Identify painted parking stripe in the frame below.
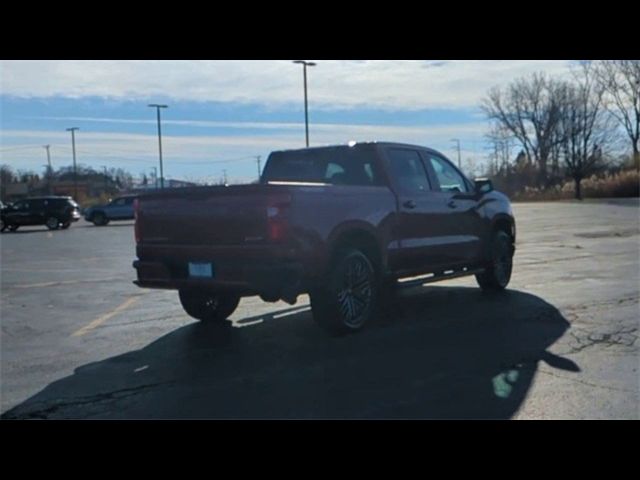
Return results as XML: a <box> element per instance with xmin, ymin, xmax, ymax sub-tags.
<box><xmin>71</xmin><ymin>296</ymin><xmax>141</xmax><ymax>337</ymax></box>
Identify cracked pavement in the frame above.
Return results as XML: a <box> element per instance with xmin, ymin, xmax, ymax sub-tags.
<box><xmin>1</xmin><ymin>199</ymin><xmax>638</xmax><ymax>419</ymax></box>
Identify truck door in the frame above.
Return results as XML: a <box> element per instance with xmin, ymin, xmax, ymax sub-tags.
<box><xmin>423</xmin><ymin>152</ymin><xmax>484</xmax><ymax>265</ymax></box>
<box><xmin>384</xmin><ymin>147</ymin><xmax>457</xmax><ymax>275</ymax></box>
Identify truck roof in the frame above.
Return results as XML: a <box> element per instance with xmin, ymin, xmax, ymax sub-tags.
<box><xmin>270</xmin><ymin>141</ymin><xmax>445</xmax><ymax>157</ymax></box>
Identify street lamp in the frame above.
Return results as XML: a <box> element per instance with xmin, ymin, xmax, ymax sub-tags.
<box><xmin>148</xmin><ymin>104</ymin><xmax>168</xmax><ymax>189</ymax></box>
<box><xmin>293</xmin><ymin>60</ymin><xmax>316</xmax><ymax>147</ymax></box>
<box><xmin>66</xmin><ymin>128</ymin><xmax>79</xmax><ymax>199</ymax></box>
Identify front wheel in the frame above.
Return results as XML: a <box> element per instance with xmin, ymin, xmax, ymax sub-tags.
<box><xmin>476</xmin><ymin>230</ymin><xmax>514</xmax><ymax>291</ymax></box>
<box><xmin>178</xmin><ymin>289</ymin><xmax>240</xmax><ymax>322</ymax></box>
<box><xmin>61</xmin><ymin>222</ymin><xmax>71</xmax><ymax>229</ymax></box>
<box><xmin>310</xmin><ymin>248</ymin><xmax>378</xmax><ymax>335</ymax></box>
<box><xmin>45</xmin><ymin>217</ymin><xmax>60</xmax><ymax>230</ymax></box>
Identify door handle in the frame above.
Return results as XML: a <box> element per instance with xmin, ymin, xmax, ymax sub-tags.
<box><xmin>447</xmin><ymin>200</ymin><xmax>457</xmax><ymax>209</ymax></box>
<box><xmin>403</xmin><ymin>200</ymin><xmax>417</xmax><ymax>209</ymax></box>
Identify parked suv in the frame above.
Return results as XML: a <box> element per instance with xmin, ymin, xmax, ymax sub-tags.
<box><xmin>84</xmin><ymin>195</ymin><xmax>137</xmax><ymax>226</ymax></box>
<box><xmin>1</xmin><ymin>196</ymin><xmax>81</xmax><ymax>232</ymax></box>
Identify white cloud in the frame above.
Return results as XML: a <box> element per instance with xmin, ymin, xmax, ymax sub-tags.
<box><xmin>1</xmin><ymin>60</ymin><xmax>575</xmax><ymax>110</ymax></box>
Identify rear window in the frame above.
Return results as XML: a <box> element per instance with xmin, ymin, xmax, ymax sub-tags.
<box><xmin>262</xmin><ymin>147</ymin><xmax>382</xmax><ymax>186</ymax></box>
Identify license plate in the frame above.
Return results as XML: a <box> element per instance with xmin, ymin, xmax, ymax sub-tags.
<box><xmin>188</xmin><ymin>262</ymin><xmax>214</xmax><ymax>278</ymax></box>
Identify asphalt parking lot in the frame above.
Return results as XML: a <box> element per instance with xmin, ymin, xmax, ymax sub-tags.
<box><xmin>1</xmin><ymin>199</ymin><xmax>638</xmax><ymax>419</ymax></box>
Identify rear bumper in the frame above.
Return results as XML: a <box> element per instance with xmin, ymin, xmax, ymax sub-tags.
<box><xmin>132</xmin><ymin>257</ymin><xmax>306</xmax><ymax>299</ymax></box>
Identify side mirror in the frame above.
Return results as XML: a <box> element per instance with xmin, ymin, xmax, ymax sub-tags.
<box><xmin>474</xmin><ymin>178</ymin><xmax>493</xmax><ymax>194</ymax></box>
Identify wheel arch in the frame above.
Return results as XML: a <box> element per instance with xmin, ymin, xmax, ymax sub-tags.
<box><xmin>491</xmin><ymin>214</ymin><xmax>516</xmax><ymax>244</ymax></box>
<box><xmin>327</xmin><ymin>223</ymin><xmax>385</xmax><ymax>277</ymax></box>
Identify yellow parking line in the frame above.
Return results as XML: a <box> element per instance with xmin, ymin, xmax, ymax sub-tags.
<box><xmin>71</xmin><ymin>296</ymin><xmax>140</xmax><ymax>337</ymax></box>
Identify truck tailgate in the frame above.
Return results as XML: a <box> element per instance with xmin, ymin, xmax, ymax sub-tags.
<box><xmin>137</xmin><ymin>185</ymin><xmax>289</xmax><ymax>246</ymax></box>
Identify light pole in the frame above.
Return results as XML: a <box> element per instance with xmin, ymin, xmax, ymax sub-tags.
<box><xmin>451</xmin><ymin>138</ymin><xmax>461</xmax><ymax>169</ymax></box>
<box><xmin>43</xmin><ymin>145</ymin><xmax>52</xmax><ymax>194</ymax></box>
<box><xmin>148</xmin><ymin>104</ymin><xmax>168</xmax><ymax>189</ymax></box>
<box><xmin>293</xmin><ymin>60</ymin><xmax>316</xmax><ymax>147</ymax></box>
<box><xmin>255</xmin><ymin>155</ymin><xmax>261</xmax><ymax>181</ymax></box>
<box><xmin>66</xmin><ymin>128</ymin><xmax>79</xmax><ymax>199</ymax></box>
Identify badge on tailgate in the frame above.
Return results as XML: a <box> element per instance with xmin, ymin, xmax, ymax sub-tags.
<box><xmin>188</xmin><ymin>262</ymin><xmax>214</xmax><ymax>278</ymax></box>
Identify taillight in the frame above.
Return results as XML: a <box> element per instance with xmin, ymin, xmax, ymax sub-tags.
<box><xmin>133</xmin><ymin>198</ymin><xmax>141</xmax><ymax>244</ymax></box>
<box><xmin>266</xmin><ymin>195</ymin><xmax>291</xmax><ymax>242</ymax></box>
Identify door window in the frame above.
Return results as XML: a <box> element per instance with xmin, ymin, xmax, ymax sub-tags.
<box><xmin>387</xmin><ymin>149</ymin><xmax>431</xmax><ymax>194</ymax></box>
<box><xmin>428</xmin><ymin>155</ymin><xmax>469</xmax><ymax>193</ymax></box>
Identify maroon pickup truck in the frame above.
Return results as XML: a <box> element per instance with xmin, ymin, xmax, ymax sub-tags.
<box><xmin>133</xmin><ymin>142</ymin><xmax>515</xmax><ymax>335</ymax></box>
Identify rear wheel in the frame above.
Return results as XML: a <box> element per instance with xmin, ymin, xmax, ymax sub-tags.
<box><xmin>45</xmin><ymin>216</ymin><xmax>60</xmax><ymax>230</ymax></box>
<box><xmin>310</xmin><ymin>248</ymin><xmax>378</xmax><ymax>335</ymax></box>
<box><xmin>178</xmin><ymin>289</ymin><xmax>240</xmax><ymax>322</ymax></box>
<box><xmin>92</xmin><ymin>212</ymin><xmax>109</xmax><ymax>226</ymax></box>
<box><xmin>61</xmin><ymin>222</ymin><xmax>71</xmax><ymax>229</ymax></box>
<box><xmin>476</xmin><ymin>230</ymin><xmax>513</xmax><ymax>291</ymax></box>
<box><xmin>8</xmin><ymin>224</ymin><xmax>19</xmax><ymax>232</ymax></box>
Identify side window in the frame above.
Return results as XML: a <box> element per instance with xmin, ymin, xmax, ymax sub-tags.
<box><xmin>324</xmin><ymin>162</ymin><xmax>346</xmax><ymax>184</ymax></box>
<box><xmin>124</xmin><ymin>197</ymin><xmax>135</xmax><ymax>205</ymax></box>
<box><xmin>112</xmin><ymin>198</ymin><xmax>126</xmax><ymax>206</ymax></box>
<box><xmin>387</xmin><ymin>149</ymin><xmax>431</xmax><ymax>194</ymax></box>
<box><xmin>15</xmin><ymin>201</ymin><xmax>28</xmax><ymax>210</ymax></box>
<box><xmin>428</xmin><ymin>155</ymin><xmax>469</xmax><ymax>193</ymax></box>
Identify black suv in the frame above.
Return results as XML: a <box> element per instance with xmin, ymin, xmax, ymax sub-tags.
<box><xmin>1</xmin><ymin>196</ymin><xmax>81</xmax><ymax>232</ymax></box>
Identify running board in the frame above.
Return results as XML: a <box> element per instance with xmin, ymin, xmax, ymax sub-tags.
<box><xmin>395</xmin><ymin>267</ymin><xmax>485</xmax><ymax>289</ymax></box>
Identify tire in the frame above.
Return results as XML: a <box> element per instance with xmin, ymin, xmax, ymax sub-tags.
<box><xmin>8</xmin><ymin>224</ymin><xmax>19</xmax><ymax>232</ymax></box>
<box><xmin>178</xmin><ymin>289</ymin><xmax>240</xmax><ymax>322</ymax></box>
<box><xmin>0</xmin><ymin>218</ymin><xmax>5</xmax><ymax>232</ymax></box>
<box><xmin>45</xmin><ymin>216</ymin><xmax>60</xmax><ymax>230</ymax></box>
<box><xmin>61</xmin><ymin>222</ymin><xmax>71</xmax><ymax>229</ymax></box>
<box><xmin>476</xmin><ymin>230</ymin><xmax>514</xmax><ymax>291</ymax></box>
<box><xmin>310</xmin><ymin>248</ymin><xmax>378</xmax><ymax>335</ymax></box>
<box><xmin>92</xmin><ymin>212</ymin><xmax>108</xmax><ymax>226</ymax></box>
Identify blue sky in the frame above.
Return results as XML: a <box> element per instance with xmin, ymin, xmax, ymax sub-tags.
<box><xmin>0</xmin><ymin>60</ymin><xmax>574</xmax><ymax>184</ymax></box>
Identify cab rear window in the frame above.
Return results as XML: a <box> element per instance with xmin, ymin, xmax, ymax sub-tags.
<box><xmin>262</xmin><ymin>147</ymin><xmax>382</xmax><ymax>186</ymax></box>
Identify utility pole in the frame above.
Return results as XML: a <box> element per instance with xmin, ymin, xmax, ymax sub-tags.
<box><xmin>43</xmin><ymin>145</ymin><xmax>52</xmax><ymax>194</ymax></box>
<box><xmin>151</xmin><ymin>167</ymin><xmax>158</xmax><ymax>189</ymax></box>
<box><xmin>223</xmin><ymin>169</ymin><xmax>228</xmax><ymax>185</ymax></box>
<box><xmin>451</xmin><ymin>138</ymin><xmax>461</xmax><ymax>169</ymax></box>
<box><xmin>256</xmin><ymin>156</ymin><xmax>261</xmax><ymax>181</ymax></box>
<box><xmin>101</xmin><ymin>165</ymin><xmax>108</xmax><ymax>193</ymax></box>
<box><xmin>66</xmin><ymin>128</ymin><xmax>79</xmax><ymax>199</ymax></box>
<box><xmin>293</xmin><ymin>61</ymin><xmax>316</xmax><ymax>147</ymax></box>
<box><xmin>148</xmin><ymin>104</ymin><xmax>168</xmax><ymax>189</ymax></box>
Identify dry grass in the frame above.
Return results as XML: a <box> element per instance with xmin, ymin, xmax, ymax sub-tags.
<box><xmin>512</xmin><ymin>169</ymin><xmax>639</xmax><ymax>201</ymax></box>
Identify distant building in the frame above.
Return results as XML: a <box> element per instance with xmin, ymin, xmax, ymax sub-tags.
<box><xmin>1</xmin><ymin>183</ymin><xmax>29</xmax><ymax>201</ymax></box>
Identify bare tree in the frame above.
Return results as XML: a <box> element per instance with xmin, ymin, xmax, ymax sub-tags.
<box><xmin>558</xmin><ymin>64</ymin><xmax>614</xmax><ymax>199</ymax></box>
<box><xmin>594</xmin><ymin>60</ymin><xmax>640</xmax><ymax>169</ymax></box>
<box><xmin>485</xmin><ymin>123</ymin><xmax>514</xmax><ymax>175</ymax></box>
<box><xmin>481</xmin><ymin>72</ymin><xmax>565</xmax><ymax>186</ymax></box>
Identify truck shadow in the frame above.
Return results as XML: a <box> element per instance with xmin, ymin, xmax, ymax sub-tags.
<box><xmin>2</xmin><ymin>286</ymin><xmax>577</xmax><ymax>419</ymax></box>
